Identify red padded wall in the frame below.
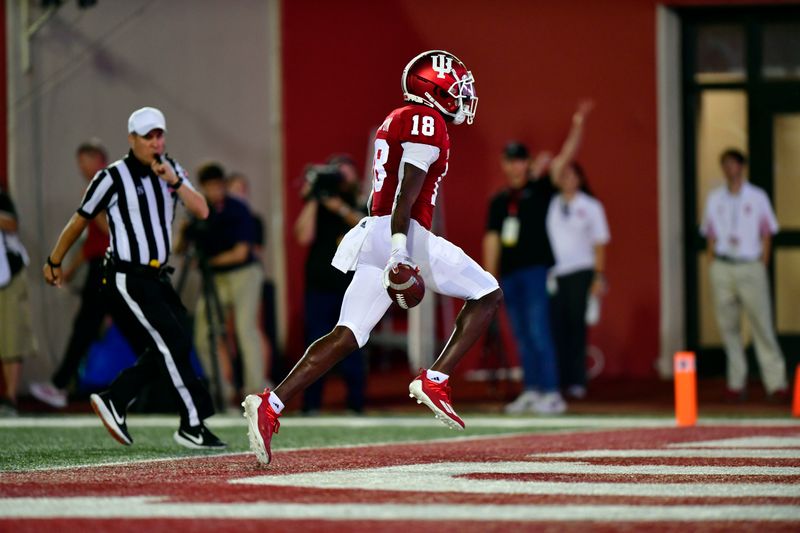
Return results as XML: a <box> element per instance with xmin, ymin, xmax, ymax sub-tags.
<box><xmin>280</xmin><ymin>0</ymin><xmax>797</xmax><ymax>379</ymax></box>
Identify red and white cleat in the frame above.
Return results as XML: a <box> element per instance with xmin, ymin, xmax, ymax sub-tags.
<box><xmin>241</xmin><ymin>389</ymin><xmax>281</xmax><ymax>465</ymax></box>
<box><xmin>408</xmin><ymin>369</ymin><xmax>465</xmax><ymax>430</ymax></box>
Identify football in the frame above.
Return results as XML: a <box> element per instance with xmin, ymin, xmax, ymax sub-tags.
<box><xmin>385</xmin><ymin>264</ymin><xmax>425</xmax><ymax>309</ymax></box>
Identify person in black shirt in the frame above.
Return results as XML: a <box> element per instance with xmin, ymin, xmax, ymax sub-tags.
<box><xmin>483</xmin><ymin>101</ymin><xmax>593</xmax><ymax>415</ymax></box>
<box><xmin>44</xmin><ymin>107</ymin><xmax>224</xmax><ymax>448</ymax></box>
<box><xmin>294</xmin><ymin>154</ymin><xmax>366</xmax><ymax>414</ymax></box>
<box><xmin>227</xmin><ymin>172</ymin><xmax>267</xmax><ymax>260</ymax></box>
<box><xmin>188</xmin><ymin>163</ymin><xmax>268</xmax><ymax>406</ymax></box>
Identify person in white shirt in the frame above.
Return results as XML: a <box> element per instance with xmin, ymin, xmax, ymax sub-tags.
<box><xmin>700</xmin><ymin>148</ymin><xmax>788</xmax><ymax>402</ymax></box>
<box><xmin>546</xmin><ymin>162</ymin><xmax>609</xmax><ymax>399</ymax></box>
<box><xmin>0</xmin><ymin>187</ymin><xmax>36</xmax><ymax>416</ymax></box>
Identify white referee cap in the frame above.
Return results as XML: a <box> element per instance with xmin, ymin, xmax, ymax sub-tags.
<box><xmin>128</xmin><ymin>107</ymin><xmax>167</xmax><ymax>135</ymax></box>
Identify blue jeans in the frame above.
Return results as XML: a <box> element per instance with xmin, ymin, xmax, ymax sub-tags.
<box><xmin>501</xmin><ymin>266</ymin><xmax>559</xmax><ymax>392</ymax></box>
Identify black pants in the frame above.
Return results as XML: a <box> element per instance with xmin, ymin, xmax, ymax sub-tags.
<box><xmin>52</xmin><ymin>259</ymin><xmax>108</xmax><ymax>389</ymax></box>
<box><xmin>104</xmin><ymin>269</ymin><xmax>213</xmax><ymax>426</ymax></box>
<box><xmin>302</xmin><ymin>289</ymin><xmax>366</xmax><ymax>413</ymax></box>
<box><xmin>551</xmin><ymin>269</ymin><xmax>594</xmax><ymax>388</ymax></box>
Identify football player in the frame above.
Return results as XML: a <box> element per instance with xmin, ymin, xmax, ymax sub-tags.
<box><xmin>243</xmin><ymin>50</ymin><xmax>503</xmax><ymax>465</ymax></box>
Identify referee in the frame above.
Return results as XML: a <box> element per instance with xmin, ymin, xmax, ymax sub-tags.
<box><xmin>43</xmin><ymin>107</ymin><xmax>225</xmax><ymax>449</ymax></box>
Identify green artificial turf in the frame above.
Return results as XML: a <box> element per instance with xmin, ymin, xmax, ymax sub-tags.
<box><xmin>2</xmin><ymin>412</ymin><xmax>792</xmax><ymax>472</ymax></box>
<box><xmin>0</xmin><ymin>416</ymin><xmax>558</xmax><ymax>472</ymax></box>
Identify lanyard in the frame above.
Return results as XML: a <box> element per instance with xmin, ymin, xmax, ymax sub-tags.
<box><xmin>507</xmin><ymin>188</ymin><xmax>523</xmax><ymax>216</ymax></box>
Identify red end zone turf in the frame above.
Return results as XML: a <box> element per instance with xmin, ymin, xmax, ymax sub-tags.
<box><xmin>1</xmin><ymin>425</ymin><xmax>799</xmax><ymax>532</ymax></box>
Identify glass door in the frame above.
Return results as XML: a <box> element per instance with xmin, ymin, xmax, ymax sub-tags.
<box><xmin>681</xmin><ymin>7</ymin><xmax>800</xmax><ymax>376</ymax></box>
<box><xmin>759</xmin><ymin>100</ymin><xmax>800</xmax><ymax>359</ymax></box>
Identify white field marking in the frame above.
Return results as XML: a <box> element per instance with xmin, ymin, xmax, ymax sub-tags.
<box><xmin>1</xmin><ymin>497</ymin><xmax>799</xmax><ymax>521</ymax></box>
<box><xmin>540</xmin><ymin>449</ymin><xmax>800</xmax><ymax>459</ymax></box>
<box><xmin>542</xmin><ymin>435</ymin><xmax>800</xmax><ymax>460</ymax></box>
<box><xmin>1</xmin><ymin>414</ymin><xmax>798</xmax><ymax>429</ymax></box>
<box><xmin>241</xmin><ymin>460</ymin><xmax>800</xmax><ymax>477</ymax></box>
<box><xmin>667</xmin><ymin>436</ymin><xmax>800</xmax><ymax>448</ymax></box>
<box><xmin>232</xmin><ymin>462</ymin><xmax>800</xmax><ymax>498</ymax></box>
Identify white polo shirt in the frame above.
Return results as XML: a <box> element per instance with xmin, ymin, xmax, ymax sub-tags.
<box><xmin>700</xmin><ymin>181</ymin><xmax>778</xmax><ymax>261</ymax></box>
<box><xmin>546</xmin><ymin>191</ymin><xmax>610</xmax><ymax>276</ymax></box>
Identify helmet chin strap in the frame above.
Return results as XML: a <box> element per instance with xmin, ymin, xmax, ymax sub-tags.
<box><xmin>404</xmin><ymin>92</ymin><xmax>433</xmax><ymax>108</ymax></box>
<box><xmin>423</xmin><ymin>91</ymin><xmax>463</xmax><ymax>123</ymax></box>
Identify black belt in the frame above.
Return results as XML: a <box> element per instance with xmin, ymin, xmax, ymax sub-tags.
<box><xmin>714</xmin><ymin>255</ymin><xmax>757</xmax><ymax>264</ymax></box>
<box><xmin>104</xmin><ymin>256</ymin><xmax>174</xmax><ymax>278</ymax></box>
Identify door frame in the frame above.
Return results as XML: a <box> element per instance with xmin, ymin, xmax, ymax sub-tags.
<box><xmin>679</xmin><ymin>5</ymin><xmax>800</xmax><ymax>375</ymax></box>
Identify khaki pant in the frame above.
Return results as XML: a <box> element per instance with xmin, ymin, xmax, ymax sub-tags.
<box><xmin>709</xmin><ymin>259</ymin><xmax>787</xmax><ymax>393</ymax></box>
<box><xmin>0</xmin><ymin>271</ymin><xmax>36</xmax><ymax>361</ymax></box>
<box><xmin>194</xmin><ymin>263</ymin><xmax>266</xmax><ymax>399</ymax></box>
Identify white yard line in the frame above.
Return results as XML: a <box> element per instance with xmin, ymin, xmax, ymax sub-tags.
<box><xmin>544</xmin><ymin>449</ymin><xmax>800</xmax><ymax>459</ymax></box>
<box><xmin>667</xmin><ymin>436</ymin><xmax>800</xmax><ymax>448</ymax></box>
<box><xmin>1</xmin><ymin>497</ymin><xmax>799</xmax><ymax>521</ymax></box>
<box><xmin>235</xmin><ymin>461</ymin><xmax>800</xmax><ymax>497</ymax></box>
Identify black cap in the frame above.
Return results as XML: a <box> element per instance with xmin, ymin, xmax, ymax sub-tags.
<box><xmin>197</xmin><ymin>162</ymin><xmax>226</xmax><ymax>184</ymax></box>
<box><xmin>502</xmin><ymin>142</ymin><xmax>530</xmax><ymax>160</ymax></box>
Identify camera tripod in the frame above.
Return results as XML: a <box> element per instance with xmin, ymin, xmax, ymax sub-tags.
<box><xmin>176</xmin><ymin>247</ymin><xmax>228</xmax><ymax>412</ymax></box>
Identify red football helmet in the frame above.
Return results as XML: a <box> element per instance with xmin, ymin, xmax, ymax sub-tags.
<box><xmin>401</xmin><ymin>50</ymin><xmax>477</xmax><ymax>125</ymax></box>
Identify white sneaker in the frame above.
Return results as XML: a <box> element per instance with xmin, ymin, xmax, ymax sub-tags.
<box><xmin>504</xmin><ymin>390</ymin><xmax>541</xmax><ymax>414</ymax></box>
<box><xmin>533</xmin><ymin>392</ymin><xmax>567</xmax><ymax>415</ymax></box>
<box><xmin>565</xmin><ymin>385</ymin><xmax>587</xmax><ymax>400</ymax></box>
<box><xmin>30</xmin><ymin>382</ymin><xmax>67</xmax><ymax>409</ymax></box>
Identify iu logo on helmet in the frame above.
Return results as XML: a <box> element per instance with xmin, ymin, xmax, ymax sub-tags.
<box><xmin>431</xmin><ymin>54</ymin><xmax>453</xmax><ymax>79</ymax></box>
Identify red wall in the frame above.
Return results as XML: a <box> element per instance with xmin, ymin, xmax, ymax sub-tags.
<box><xmin>280</xmin><ymin>0</ymin><xmax>795</xmax><ymax>379</ymax></box>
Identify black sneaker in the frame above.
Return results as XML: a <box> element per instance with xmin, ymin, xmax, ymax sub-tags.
<box><xmin>174</xmin><ymin>424</ymin><xmax>227</xmax><ymax>449</ymax></box>
<box><xmin>0</xmin><ymin>398</ymin><xmax>18</xmax><ymax>418</ymax></box>
<box><xmin>90</xmin><ymin>392</ymin><xmax>132</xmax><ymax>445</ymax></box>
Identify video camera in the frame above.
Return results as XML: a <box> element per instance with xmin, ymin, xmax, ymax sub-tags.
<box><xmin>304</xmin><ymin>164</ymin><xmax>344</xmax><ymax>200</ymax></box>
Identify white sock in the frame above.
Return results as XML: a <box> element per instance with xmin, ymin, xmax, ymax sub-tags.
<box><xmin>426</xmin><ymin>369</ymin><xmax>449</xmax><ymax>383</ymax></box>
<box><xmin>268</xmin><ymin>392</ymin><xmax>284</xmax><ymax>414</ymax></box>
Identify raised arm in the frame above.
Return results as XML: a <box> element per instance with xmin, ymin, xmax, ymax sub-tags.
<box><xmin>550</xmin><ymin>100</ymin><xmax>594</xmax><ymax>185</ymax></box>
<box><xmin>153</xmin><ymin>159</ymin><xmax>209</xmax><ymax>220</ymax></box>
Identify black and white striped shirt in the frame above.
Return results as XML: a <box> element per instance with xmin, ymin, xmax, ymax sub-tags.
<box><xmin>78</xmin><ymin>151</ymin><xmax>195</xmax><ymax>267</ymax></box>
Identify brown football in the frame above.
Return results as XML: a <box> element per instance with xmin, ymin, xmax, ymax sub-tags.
<box><xmin>386</xmin><ymin>264</ymin><xmax>425</xmax><ymax>309</ymax></box>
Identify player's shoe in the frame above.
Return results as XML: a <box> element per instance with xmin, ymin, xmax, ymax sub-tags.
<box><xmin>90</xmin><ymin>392</ymin><xmax>132</xmax><ymax>445</ymax></box>
<box><xmin>408</xmin><ymin>369</ymin><xmax>465</xmax><ymax>430</ymax></box>
<box><xmin>174</xmin><ymin>424</ymin><xmax>227</xmax><ymax>449</ymax></box>
<box><xmin>242</xmin><ymin>389</ymin><xmax>281</xmax><ymax>465</ymax></box>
